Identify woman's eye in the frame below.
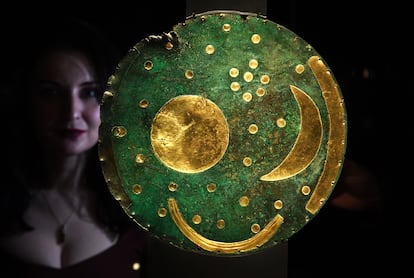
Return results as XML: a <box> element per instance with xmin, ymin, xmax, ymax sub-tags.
<box><xmin>85</xmin><ymin>89</ymin><xmax>97</xmax><ymax>97</ymax></box>
<box><xmin>83</xmin><ymin>88</ymin><xmax>102</xmax><ymax>100</ymax></box>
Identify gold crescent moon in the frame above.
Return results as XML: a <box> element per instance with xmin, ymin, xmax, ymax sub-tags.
<box><xmin>260</xmin><ymin>85</ymin><xmax>323</xmax><ymax>181</ymax></box>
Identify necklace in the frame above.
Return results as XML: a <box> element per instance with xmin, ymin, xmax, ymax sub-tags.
<box><xmin>40</xmin><ymin>192</ymin><xmax>76</xmax><ymax>245</ymax></box>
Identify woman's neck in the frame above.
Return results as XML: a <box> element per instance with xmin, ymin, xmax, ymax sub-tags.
<box><xmin>37</xmin><ymin>152</ymin><xmax>88</xmax><ymax>192</ymax></box>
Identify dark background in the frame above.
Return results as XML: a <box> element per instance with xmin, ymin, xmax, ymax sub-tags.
<box><xmin>1</xmin><ymin>0</ymin><xmax>407</xmax><ymax>276</ymax></box>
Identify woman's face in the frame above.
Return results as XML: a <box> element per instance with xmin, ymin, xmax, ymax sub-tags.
<box><xmin>29</xmin><ymin>49</ymin><xmax>102</xmax><ymax>156</ymax></box>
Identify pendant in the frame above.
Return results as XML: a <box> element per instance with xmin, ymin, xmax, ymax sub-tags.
<box><xmin>56</xmin><ymin>224</ymin><xmax>66</xmax><ymax>245</ymax></box>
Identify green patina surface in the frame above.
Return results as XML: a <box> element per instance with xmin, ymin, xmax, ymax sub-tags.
<box><xmin>99</xmin><ymin>11</ymin><xmax>346</xmax><ymax>256</ymax></box>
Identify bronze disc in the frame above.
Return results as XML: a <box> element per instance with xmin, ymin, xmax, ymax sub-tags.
<box><xmin>98</xmin><ymin>10</ymin><xmax>347</xmax><ymax>256</ymax></box>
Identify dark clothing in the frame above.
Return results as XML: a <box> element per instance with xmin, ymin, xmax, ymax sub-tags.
<box><xmin>0</xmin><ymin>224</ymin><xmax>149</xmax><ymax>278</ymax></box>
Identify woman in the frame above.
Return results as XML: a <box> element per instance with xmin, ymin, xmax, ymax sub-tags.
<box><xmin>0</xmin><ymin>16</ymin><xmax>149</xmax><ymax>277</ymax></box>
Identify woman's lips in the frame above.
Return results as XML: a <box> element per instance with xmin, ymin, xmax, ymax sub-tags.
<box><xmin>59</xmin><ymin>128</ymin><xmax>87</xmax><ymax>139</ymax></box>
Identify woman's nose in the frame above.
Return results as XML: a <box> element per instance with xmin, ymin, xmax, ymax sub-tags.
<box><xmin>67</xmin><ymin>92</ymin><xmax>83</xmax><ymax>120</ymax></box>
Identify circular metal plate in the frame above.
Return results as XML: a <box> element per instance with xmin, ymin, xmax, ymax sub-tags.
<box><xmin>99</xmin><ymin>10</ymin><xmax>347</xmax><ymax>256</ymax></box>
